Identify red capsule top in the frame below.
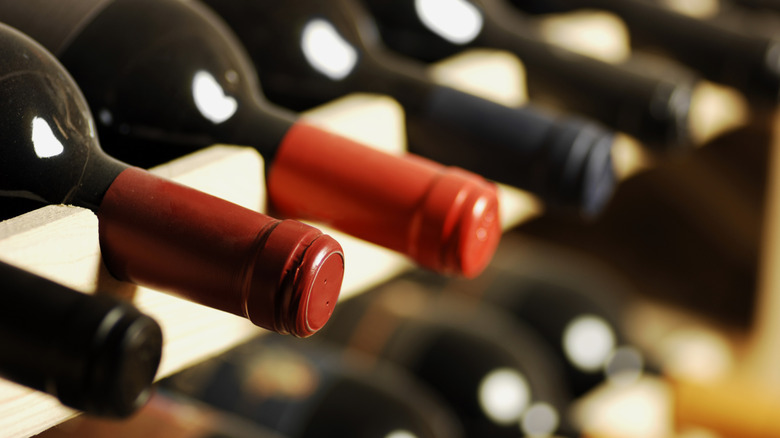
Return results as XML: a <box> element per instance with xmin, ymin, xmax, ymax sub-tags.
<box><xmin>243</xmin><ymin>218</ymin><xmax>344</xmax><ymax>336</ymax></box>
<box><xmin>267</xmin><ymin>121</ymin><xmax>501</xmax><ymax>278</ymax></box>
<box><xmin>97</xmin><ymin>167</ymin><xmax>344</xmax><ymax>337</ymax></box>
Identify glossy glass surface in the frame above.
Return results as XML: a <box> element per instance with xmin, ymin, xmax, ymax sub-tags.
<box><xmin>201</xmin><ymin>0</ymin><xmax>433</xmax><ymax>112</ymax></box>
<box><xmin>397</xmin><ymin>312</ymin><xmax>577</xmax><ymax>437</ymax></box>
<box><xmin>401</xmin><ymin>322</ymin><xmax>567</xmax><ymax>437</ymax></box>
<box><xmin>358</xmin><ymin>0</ymin><xmax>466</xmax><ymax>62</ymax></box>
<box><xmin>481</xmin><ymin>269</ymin><xmax>639</xmax><ymax>398</ymax></box>
<box><xmin>0</xmin><ymin>23</ymin><xmax>124</xmax><ymax>209</ymax></box>
<box><xmin>67</xmin><ymin>0</ymin><xmax>294</xmax><ymax>160</ymax></box>
<box><xmin>0</xmin><ymin>0</ymin><xmax>294</xmax><ymax>165</ymax></box>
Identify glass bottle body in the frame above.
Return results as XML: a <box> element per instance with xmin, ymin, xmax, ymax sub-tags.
<box><xmin>0</xmin><ymin>23</ymin><xmax>124</xmax><ymax>210</ymax></box>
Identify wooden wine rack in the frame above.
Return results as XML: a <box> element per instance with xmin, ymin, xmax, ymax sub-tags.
<box><xmin>1</xmin><ymin>38</ymin><xmax>778</xmax><ymax>437</ymax></box>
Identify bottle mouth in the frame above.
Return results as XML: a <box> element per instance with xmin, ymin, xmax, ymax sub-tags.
<box><xmin>651</xmin><ymin>81</ymin><xmax>694</xmax><ymax>150</ymax></box>
<box><xmin>245</xmin><ymin>219</ymin><xmax>345</xmax><ymax>337</ymax></box>
<box><xmin>66</xmin><ymin>304</ymin><xmax>163</xmax><ymax>418</ymax></box>
<box><xmin>764</xmin><ymin>39</ymin><xmax>780</xmax><ymax>103</ymax></box>
<box><xmin>291</xmin><ymin>235</ymin><xmax>345</xmax><ymax>336</ymax></box>
<box><xmin>580</xmin><ymin>131</ymin><xmax>617</xmax><ymax>219</ymax></box>
<box><xmin>98</xmin><ymin>311</ymin><xmax>163</xmax><ymax>417</ymax></box>
<box><xmin>546</xmin><ymin>119</ymin><xmax>617</xmax><ymax>218</ymax></box>
<box><xmin>411</xmin><ymin>168</ymin><xmax>502</xmax><ymax>278</ymax></box>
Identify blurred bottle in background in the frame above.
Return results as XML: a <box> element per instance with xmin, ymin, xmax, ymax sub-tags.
<box><xmin>316</xmin><ymin>274</ymin><xmax>579</xmax><ymax>437</ymax></box>
<box><xmin>354</xmin><ymin>0</ymin><xmax>706</xmax><ymax>151</ymax></box>
<box><xmin>161</xmin><ymin>334</ymin><xmax>465</xmax><ymax>438</ymax></box>
<box><xmin>505</xmin><ymin>0</ymin><xmax>780</xmax><ymax>108</ymax></box>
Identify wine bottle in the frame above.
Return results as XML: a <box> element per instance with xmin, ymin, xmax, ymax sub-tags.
<box><xmin>505</xmin><ymin>0</ymin><xmax>780</xmax><ymax>105</ymax></box>
<box><xmin>0</xmin><ymin>22</ymin><xmax>344</xmax><ymax>337</ymax></box>
<box><xmin>190</xmin><ymin>0</ymin><xmax>618</xmax><ymax>218</ymax></box>
<box><xmin>316</xmin><ymin>275</ymin><xmax>578</xmax><ymax>437</ymax></box>
<box><xmin>38</xmin><ymin>390</ymin><xmax>288</xmax><ymax>438</ymax></box>
<box><xmin>161</xmin><ymin>334</ymin><xmax>466</xmax><ymax>438</ymax></box>
<box><xmin>0</xmin><ymin>259</ymin><xmax>162</xmax><ymax>418</ymax></box>
<box><xmin>350</xmin><ymin>0</ymin><xmax>699</xmax><ymax>151</ymax></box>
<box><xmin>0</xmin><ymin>0</ymin><xmax>503</xmax><ymax>277</ymax></box>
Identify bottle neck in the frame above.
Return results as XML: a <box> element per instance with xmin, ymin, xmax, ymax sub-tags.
<box><xmin>403</xmin><ymin>83</ymin><xmax>617</xmax><ymax>216</ymax></box>
<box><xmin>473</xmin><ymin>4</ymin><xmax>565</xmax><ymax>70</ymax></box>
<box><xmin>359</xmin><ymin>47</ymin><xmax>437</xmax><ymax>113</ymax></box>
<box><xmin>97</xmin><ymin>167</ymin><xmax>344</xmax><ymax>337</ymax></box>
<box><xmin>94</xmin><ymin>96</ymin><xmax>298</xmax><ymax>173</ymax></box>
<box><xmin>216</xmin><ymin>97</ymin><xmax>298</xmax><ymax>164</ymax></box>
<box><xmin>70</xmin><ymin>150</ymin><xmax>128</xmax><ymax>211</ymax></box>
<box><xmin>478</xmin><ymin>3</ymin><xmax>696</xmax><ymax>150</ymax></box>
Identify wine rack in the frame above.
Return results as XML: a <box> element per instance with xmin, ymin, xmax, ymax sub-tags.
<box><xmin>0</xmin><ymin>55</ymin><xmax>539</xmax><ymax>436</ymax></box>
<box><xmin>2</xmin><ymin>10</ymin><xmax>780</xmax><ymax>438</ymax></box>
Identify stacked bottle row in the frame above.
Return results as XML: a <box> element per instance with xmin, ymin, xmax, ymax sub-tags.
<box><xmin>38</xmin><ymin>233</ymin><xmax>780</xmax><ymax>438</ymax></box>
<box><xmin>0</xmin><ymin>0</ymin><xmax>777</xmax><ymax>429</ymax></box>
<box><xmin>29</xmin><ymin>235</ymin><xmax>661</xmax><ymax>438</ymax></box>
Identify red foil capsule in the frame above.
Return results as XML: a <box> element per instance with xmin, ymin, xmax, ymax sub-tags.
<box><xmin>97</xmin><ymin>167</ymin><xmax>344</xmax><ymax>337</ymax></box>
<box><xmin>268</xmin><ymin>121</ymin><xmax>501</xmax><ymax>278</ymax></box>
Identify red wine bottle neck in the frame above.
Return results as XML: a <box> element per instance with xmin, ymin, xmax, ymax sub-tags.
<box><xmin>269</xmin><ymin>121</ymin><xmax>502</xmax><ymax>277</ymax></box>
<box><xmin>97</xmin><ymin>167</ymin><xmax>344</xmax><ymax>337</ymax></box>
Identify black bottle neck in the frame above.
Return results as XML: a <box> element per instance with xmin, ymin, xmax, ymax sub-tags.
<box><xmin>0</xmin><ymin>259</ymin><xmax>162</xmax><ymax>417</ymax></box>
<box><xmin>360</xmin><ymin>48</ymin><xmax>438</xmax><ymax>112</ymax></box>
<box><xmin>216</xmin><ymin>98</ymin><xmax>298</xmax><ymax>165</ymax></box>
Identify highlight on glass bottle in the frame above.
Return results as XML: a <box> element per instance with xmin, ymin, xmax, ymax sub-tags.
<box><xmin>354</xmin><ymin>0</ymin><xmax>698</xmax><ymax>151</ymax></box>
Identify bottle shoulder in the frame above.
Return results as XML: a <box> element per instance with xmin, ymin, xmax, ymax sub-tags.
<box><xmin>0</xmin><ymin>23</ymin><xmax>123</xmax><ymax>208</ymax></box>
